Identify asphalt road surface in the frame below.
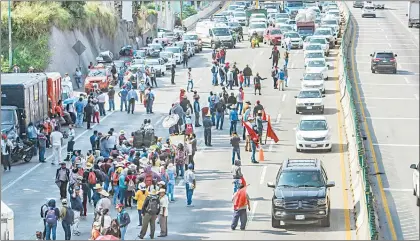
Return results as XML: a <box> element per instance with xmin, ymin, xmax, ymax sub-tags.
<box><xmin>346</xmin><ymin>1</ymin><xmax>419</xmax><ymax>240</ymax></box>
<box><xmin>2</xmin><ymin>33</ymin><xmax>355</xmax><ymax>241</ymax></box>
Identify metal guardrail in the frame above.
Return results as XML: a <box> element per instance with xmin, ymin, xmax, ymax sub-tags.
<box><xmin>338</xmin><ymin>3</ymin><xmax>379</xmax><ymax>240</ymax></box>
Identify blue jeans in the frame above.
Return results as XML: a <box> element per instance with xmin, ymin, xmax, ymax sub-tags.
<box><xmin>233</xmin><ymin>179</ymin><xmax>240</xmax><ymax>193</ymax></box>
<box><xmin>220</xmin><ymin>75</ymin><xmax>225</xmax><ymax>85</ymax></box>
<box><xmin>138</xmin><ymin>210</ymin><xmax>143</xmax><ymax>226</ymax></box>
<box><xmin>216</xmin><ymin>112</ymin><xmax>224</xmax><ymax>129</ymax></box>
<box><xmin>221</xmin><ymin>56</ymin><xmax>225</xmax><ymax>64</ymax></box>
<box><xmin>284</xmin><ymin>59</ymin><xmax>289</xmax><ymax>68</ymax></box>
<box><xmin>176</xmin><ymin>164</ymin><xmax>185</xmax><ymax>178</ymax></box>
<box><xmin>237</xmin><ymin>102</ymin><xmax>243</xmax><ymax>115</ymax></box>
<box><xmin>187</xmin><ymin>80</ymin><xmax>194</xmax><ymax>91</ymax></box>
<box><xmin>231</xmin><ymin>209</ymin><xmax>247</xmax><ymax>230</ymax></box>
<box><xmin>119</xmin><ymin>188</ymin><xmax>126</xmax><ymax>204</ymax></box>
<box><xmin>119</xmin><ymin>76</ymin><xmax>124</xmax><ymax>88</ymax></box>
<box><xmin>167</xmin><ymin>182</ymin><xmax>175</xmax><ymax>201</ymax></box>
<box><xmin>62</xmin><ymin>221</ymin><xmax>71</xmax><ymax>240</ymax></box>
<box><xmin>228</xmin><ymin>80</ymin><xmax>233</xmax><ymax>89</ymax></box>
<box><xmin>120</xmin><ymin>225</ymin><xmax>127</xmax><ymax>240</ymax></box>
<box><xmin>251</xmin><ymin>143</ymin><xmax>257</xmax><ymax>162</ymax></box>
<box><xmin>185</xmin><ymin>183</ymin><xmax>194</xmax><ymax>205</ymax></box>
<box><xmin>104</xmin><ymin>179</ymin><xmax>109</xmax><ymax>192</ymax></box>
<box><xmin>113</xmin><ymin>186</ymin><xmax>120</xmax><ymax>204</ymax></box>
<box><xmin>211</xmin><ymin>111</ymin><xmax>216</xmax><ymax>125</ymax></box>
<box><xmin>45</xmin><ymin>223</ymin><xmax>57</xmax><ymax>240</ymax></box>
<box><xmin>120</xmin><ymin>99</ymin><xmax>127</xmax><ymax>111</ymax></box>
<box><xmin>285</xmin><ymin>76</ymin><xmax>289</xmax><ymax>86</ymax></box>
<box><xmin>230</xmin><ymin>121</ymin><xmax>237</xmax><ymax>135</ymax></box>
<box><xmin>232</xmin><ymin>148</ymin><xmax>241</xmax><ymax>165</ymax></box>
<box><xmin>76</xmin><ymin>112</ymin><xmax>84</xmax><ymax>127</ymax></box>
<box><xmin>146</xmin><ymin>101</ymin><xmax>153</xmax><ymax>113</ymax></box>
<box><xmin>212</xmin><ymin>73</ymin><xmax>218</xmax><ymax>85</ymax></box>
<box><xmin>245</xmin><ymin>76</ymin><xmax>251</xmax><ymax>87</ymax></box>
<box><xmin>108</xmin><ymin>99</ymin><xmax>115</xmax><ymax>111</ymax></box>
<box><xmin>39</xmin><ymin>146</ymin><xmax>46</xmax><ymax>162</ymax></box>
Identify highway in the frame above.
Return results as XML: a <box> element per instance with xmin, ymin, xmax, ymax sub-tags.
<box><xmin>346</xmin><ymin>1</ymin><xmax>419</xmax><ymax>240</ymax></box>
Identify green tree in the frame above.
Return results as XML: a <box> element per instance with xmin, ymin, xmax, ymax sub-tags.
<box><xmin>61</xmin><ymin>1</ymin><xmax>86</xmax><ymax>18</ymax></box>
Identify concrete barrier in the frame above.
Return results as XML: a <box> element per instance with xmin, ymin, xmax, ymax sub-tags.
<box><xmin>183</xmin><ymin>1</ymin><xmax>222</xmax><ymax>29</ymax></box>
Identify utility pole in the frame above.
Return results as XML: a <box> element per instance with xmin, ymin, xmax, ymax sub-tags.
<box><xmin>8</xmin><ymin>0</ymin><xmax>12</xmax><ymax>68</ymax></box>
<box><xmin>180</xmin><ymin>0</ymin><xmax>183</xmax><ymax>26</ymax></box>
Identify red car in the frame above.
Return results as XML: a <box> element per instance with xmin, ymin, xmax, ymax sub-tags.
<box><xmin>263</xmin><ymin>28</ymin><xmax>283</xmax><ymax>45</ymax></box>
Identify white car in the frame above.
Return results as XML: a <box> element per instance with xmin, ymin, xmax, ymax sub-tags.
<box><xmin>183</xmin><ymin>33</ymin><xmax>202</xmax><ymax>52</ymax></box>
<box><xmin>274</xmin><ymin>18</ymin><xmax>289</xmax><ymax>26</ymax></box>
<box><xmin>309</xmin><ymin>37</ymin><xmax>330</xmax><ymax>56</ymax></box>
<box><xmin>304</xmin><ymin>51</ymin><xmax>326</xmax><ymax>67</ymax></box>
<box><xmin>295</xmin><ymin>89</ymin><xmax>325</xmax><ymax>114</ymax></box>
<box><xmin>164</xmin><ymin>46</ymin><xmax>183</xmax><ymax>64</ymax></box>
<box><xmin>313</xmin><ymin>28</ymin><xmax>335</xmax><ymax>48</ymax></box>
<box><xmin>304</xmin><ymin>44</ymin><xmax>323</xmax><ymax>54</ymax></box>
<box><xmin>233</xmin><ymin>11</ymin><xmax>247</xmax><ymax>25</ymax></box>
<box><xmin>305</xmin><ymin>60</ymin><xmax>329</xmax><ymax>80</ymax></box>
<box><xmin>410</xmin><ymin>162</ymin><xmax>420</xmax><ymax>206</ymax></box>
<box><xmin>321</xmin><ymin>19</ymin><xmax>340</xmax><ymax>35</ymax></box>
<box><xmin>248</xmin><ymin>22</ymin><xmax>267</xmax><ymax>37</ymax></box>
<box><xmin>279</xmin><ymin>25</ymin><xmax>294</xmax><ymax>33</ymax></box>
<box><xmin>301</xmin><ymin>72</ymin><xmax>326</xmax><ymax>93</ymax></box>
<box><xmin>361</xmin><ymin>5</ymin><xmax>376</xmax><ymax>18</ymax></box>
<box><xmin>295</xmin><ymin>115</ymin><xmax>332</xmax><ymax>152</ymax></box>
<box><xmin>364</xmin><ymin>1</ymin><xmax>383</xmax><ymax>9</ymax></box>
<box><xmin>285</xmin><ymin>19</ymin><xmax>297</xmax><ymax>31</ymax></box>
<box><xmin>249</xmin><ymin>18</ymin><xmax>269</xmax><ymax>25</ymax></box>
<box><xmin>143</xmin><ymin>58</ymin><xmax>166</xmax><ymax>77</ymax></box>
<box><xmin>159</xmin><ymin>51</ymin><xmax>176</xmax><ymax>70</ymax></box>
<box><xmin>281</xmin><ymin>32</ymin><xmax>303</xmax><ymax>49</ymax></box>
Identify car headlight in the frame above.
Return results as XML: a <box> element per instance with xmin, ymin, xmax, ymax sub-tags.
<box><xmin>297</xmin><ymin>102</ymin><xmax>305</xmax><ymax>106</ymax></box>
<box><xmin>274</xmin><ymin>199</ymin><xmax>285</xmax><ymax>207</ymax></box>
<box><xmin>296</xmin><ymin>133</ymin><xmax>304</xmax><ymax>140</ymax></box>
<box><xmin>317</xmin><ymin>198</ymin><xmax>327</xmax><ymax>205</ymax></box>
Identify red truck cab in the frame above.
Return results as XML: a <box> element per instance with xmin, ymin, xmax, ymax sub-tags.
<box><xmin>263</xmin><ymin>28</ymin><xmax>283</xmax><ymax>45</ymax></box>
<box><xmin>46</xmin><ymin>72</ymin><xmax>62</xmax><ymax>117</ymax></box>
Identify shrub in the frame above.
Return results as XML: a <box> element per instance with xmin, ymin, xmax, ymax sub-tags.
<box><xmin>182</xmin><ymin>5</ymin><xmax>198</xmax><ymax>20</ymax></box>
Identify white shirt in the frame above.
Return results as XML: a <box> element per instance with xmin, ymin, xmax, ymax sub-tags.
<box><xmin>68</xmin><ymin>128</ymin><xmax>76</xmax><ymax>138</ymax></box>
<box><xmin>62</xmin><ymin>77</ymin><xmax>73</xmax><ymax>91</ymax></box>
<box><xmin>97</xmin><ymin>93</ymin><xmax>107</xmax><ymax>103</ymax></box>
<box><xmin>159</xmin><ymin>195</ymin><xmax>169</xmax><ymax>216</ymax></box>
<box><xmin>187</xmin><ymin>71</ymin><xmax>192</xmax><ymax>81</ymax></box>
<box><xmin>50</xmin><ymin>131</ymin><xmax>63</xmax><ymax>146</ymax></box>
<box><xmin>1</xmin><ymin>139</ymin><xmax>12</xmax><ymax>155</ymax></box>
<box><xmin>106</xmin><ymin>135</ymin><xmax>116</xmax><ymax>149</ymax></box>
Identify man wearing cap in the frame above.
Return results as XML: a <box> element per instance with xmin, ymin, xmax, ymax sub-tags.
<box><xmin>185</xmin><ymin>164</ymin><xmax>196</xmax><ymax>206</ymax></box>
<box><xmin>56</xmin><ymin>162</ymin><xmax>70</xmax><ymax>199</ymax></box>
<box><xmin>193</xmin><ymin>92</ymin><xmax>201</xmax><ymax>127</ymax></box>
<box><xmin>158</xmin><ymin>189</ymin><xmax>169</xmax><ymax>237</ymax></box>
<box><xmin>226</xmin><ymin>67</ymin><xmax>234</xmax><ymax>90</ymax></box>
<box><xmin>118</xmin><ymin>86</ymin><xmax>129</xmax><ymax>112</ymax></box>
<box><xmin>231</xmin><ymin>179</ymin><xmax>251</xmax><ymax>230</ymax></box>
<box><xmin>116</xmin><ymin>204</ymin><xmax>131</xmax><ymax>240</ymax></box>
<box><xmin>59</xmin><ymin>199</ymin><xmax>72</xmax><ymax>240</ymax></box>
<box><xmin>242</xmin><ymin>64</ymin><xmax>252</xmax><ymax>87</ymax></box>
<box><xmin>70</xmin><ymin>186</ymin><xmax>83</xmax><ymax>236</ymax></box>
<box><xmin>229</xmin><ymin>105</ymin><xmax>239</xmax><ymax>136</ymax></box>
<box><xmin>139</xmin><ymin>190</ymin><xmax>161</xmax><ymax>239</ymax></box>
<box><xmin>202</xmin><ymin>113</ymin><xmax>213</xmax><ymax>147</ymax></box>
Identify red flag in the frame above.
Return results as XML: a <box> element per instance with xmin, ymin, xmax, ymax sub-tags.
<box><xmin>262</xmin><ymin>110</ymin><xmax>267</xmax><ymax>121</ymax></box>
<box><xmin>242</xmin><ymin>120</ymin><xmax>259</xmax><ymax>148</ymax></box>
<box><xmin>266</xmin><ymin>118</ymin><xmax>280</xmax><ymax>143</ymax></box>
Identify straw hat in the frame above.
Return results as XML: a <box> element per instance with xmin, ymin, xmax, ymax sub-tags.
<box><xmin>158</xmin><ymin>189</ymin><xmax>166</xmax><ymax>194</ymax></box>
<box><xmin>99</xmin><ymin>190</ymin><xmax>109</xmax><ymax>197</ymax></box>
<box><xmin>86</xmin><ymin>162</ymin><xmax>93</xmax><ymax>169</ymax></box>
<box><xmin>93</xmin><ymin>183</ymin><xmax>102</xmax><ymax>190</ymax></box>
<box><xmin>139</xmin><ymin>182</ymin><xmax>146</xmax><ymax>190</ymax></box>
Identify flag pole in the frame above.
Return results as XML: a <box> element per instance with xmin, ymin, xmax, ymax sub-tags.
<box><xmin>264</xmin><ymin>115</ymin><xmax>270</xmax><ymax>145</ymax></box>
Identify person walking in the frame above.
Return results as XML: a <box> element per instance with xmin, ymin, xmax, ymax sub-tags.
<box><xmin>74</xmin><ymin>68</ymin><xmax>82</xmax><ymax>89</ymax></box>
<box><xmin>59</xmin><ymin>199</ymin><xmax>74</xmax><ymax>240</ymax></box>
<box><xmin>203</xmin><ymin>113</ymin><xmax>212</xmax><ymax>146</ymax></box>
<box><xmin>166</xmin><ymin>163</ymin><xmax>176</xmax><ymax>202</ymax></box>
<box><xmin>97</xmin><ymin>91</ymin><xmax>107</xmax><ymax>116</ymax></box>
<box><xmin>116</xmin><ymin>204</ymin><xmax>131</xmax><ymax>240</ymax></box>
<box><xmin>27</xmin><ymin>122</ymin><xmax>39</xmax><ymax>156</ymax></box>
<box><xmin>183</xmin><ymin>49</ymin><xmax>189</xmax><ymax>68</ymax></box>
<box><xmin>236</xmin><ymin>88</ymin><xmax>244</xmax><ymax>115</ymax></box>
<box><xmin>38</xmin><ymin>129</ymin><xmax>48</xmax><ymax>163</ymax></box>
<box><xmin>133</xmin><ymin>182</ymin><xmax>149</xmax><ymax>226</ymax></box>
<box><xmin>232</xmin><ymin>63</ymin><xmax>240</xmax><ymax>87</ymax></box>
<box><xmin>119</xmin><ymin>86</ymin><xmax>129</xmax><ymax>112</ymax></box>
<box><xmin>70</xmin><ymin>187</ymin><xmax>83</xmax><ymax>236</ymax></box>
<box><xmin>193</xmin><ymin>94</ymin><xmax>201</xmax><ymax>127</ymax></box>
<box><xmin>271</xmin><ymin>66</ymin><xmax>279</xmax><ymax>89</ymax></box>
<box><xmin>127</xmin><ymin>88</ymin><xmax>138</xmax><ymax>114</ymax></box>
<box><xmin>270</xmin><ymin>46</ymin><xmax>280</xmax><ymax>67</ymax></box>
<box><xmin>184</xmin><ymin>164</ymin><xmax>196</xmax><ymax>207</ymax></box>
<box><xmin>256</xmin><ymin>110</ymin><xmax>264</xmax><ymax>144</ymax></box>
<box><xmin>253</xmin><ymin>73</ymin><xmax>267</xmax><ymax>96</ymax></box>
<box><xmin>158</xmin><ymin>189</ymin><xmax>169</xmax><ymax>237</ymax></box>
<box><xmin>211</xmin><ymin>61</ymin><xmax>218</xmax><ymax>86</ymax></box>
<box><xmin>108</xmin><ymin>86</ymin><xmax>116</xmax><ymax>111</ymax></box>
<box><xmin>238</xmin><ymin>71</ymin><xmax>244</xmax><ymax>88</ymax></box>
<box><xmin>243</xmin><ymin>64</ymin><xmax>253</xmax><ymax>87</ymax></box>
<box><xmin>218</xmin><ymin>63</ymin><xmax>226</xmax><ymax>86</ymax></box>
<box><xmin>85</xmin><ymin>100</ymin><xmax>94</xmax><ymax>129</ymax></box>
<box><xmin>215</xmin><ymin>96</ymin><xmax>226</xmax><ymax>130</ymax></box>
<box><xmin>230</xmin><ymin>132</ymin><xmax>241</xmax><ymax>165</ymax></box>
<box><xmin>231</xmin><ymin>179</ymin><xmax>251</xmax><ymax>230</ymax></box>
<box><xmin>171</xmin><ymin>64</ymin><xmax>176</xmax><ymax>85</ymax></box>
<box><xmin>186</xmin><ymin>67</ymin><xmax>194</xmax><ymax>92</ymax></box>
<box><xmin>232</xmin><ymin>160</ymin><xmax>243</xmax><ymax>193</ymax></box>
<box><xmin>229</xmin><ymin>105</ymin><xmax>239</xmax><ymax>135</ymax></box>
<box><xmin>118</xmin><ymin>168</ymin><xmax>128</xmax><ymax>205</ymax></box>
<box><xmin>145</xmin><ymin>87</ymin><xmax>155</xmax><ymax>114</ymax></box>
<box><xmin>56</xmin><ymin>161</ymin><xmax>70</xmax><ymax>199</ymax></box>
<box><xmin>50</xmin><ymin>126</ymin><xmax>63</xmax><ymax>165</ymax></box>
<box><xmin>45</xmin><ymin>199</ymin><xmax>60</xmax><ymax>240</ymax></box>
<box><xmin>74</xmin><ymin>97</ymin><xmax>85</xmax><ymax>128</ymax></box>
<box><xmin>227</xmin><ymin>67</ymin><xmax>234</xmax><ymax>90</ymax></box>
<box><xmin>250</xmin><ymin>137</ymin><xmax>259</xmax><ymax>164</ymax></box>
<box><xmin>138</xmin><ymin>190</ymin><xmax>161</xmax><ymax>239</ymax></box>
<box><xmin>1</xmin><ymin>134</ymin><xmax>12</xmax><ymax>171</ymax></box>
<box><xmin>277</xmin><ymin>68</ymin><xmax>285</xmax><ymax>90</ymax></box>
<box><xmin>284</xmin><ymin>50</ymin><xmax>290</xmax><ymax>69</ymax></box>
<box><xmin>150</xmin><ymin>67</ymin><xmax>158</xmax><ymax>87</ymax></box>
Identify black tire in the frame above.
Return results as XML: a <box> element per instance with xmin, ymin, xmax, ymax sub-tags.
<box><xmin>320</xmin><ymin>211</ymin><xmax>330</xmax><ymax>227</ymax></box>
<box><xmin>371</xmin><ymin>69</ymin><xmax>375</xmax><ymax>74</ymax></box>
<box><xmin>271</xmin><ymin>216</ymin><xmax>281</xmax><ymax>228</ymax></box>
<box><xmin>417</xmin><ymin>197</ymin><xmax>419</xmax><ymax>207</ymax></box>
<box><xmin>413</xmin><ymin>187</ymin><xmax>416</xmax><ymax>196</ymax></box>
<box><xmin>296</xmin><ymin>147</ymin><xmax>300</xmax><ymax>152</ymax></box>
<box><xmin>24</xmin><ymin>152</ymin><xmax>33</xmax><ymax>162</ymax></box>
<box><xmin>296</xmin><ymin>109</ymin><xmax>299</xmax><ymax>114</ymax></box>
<box><xmin>393</xmin><ymin>69</ymin><xmax>397</xmax><ymax>74</ymax></box>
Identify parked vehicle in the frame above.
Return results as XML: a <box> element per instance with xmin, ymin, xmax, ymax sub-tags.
<box><xmin>1</xmin><ymin>201</ymin><xmax>14</xmax><ymax>240</ymax></box>
<box><xmin>263</xmin><ymin>28</ymin><xmax>283</xmax><ymax>45</ymax></box>
<box><xmin>84</xmin><ymin>65</ymin><xmax>112</xmax><ymax>93</ymax></box>
<box><xmin>407</xmin><ymin>1</ymin><xmax>420</xmax><ymax>28</ymax></box>
<box><xmin>409</xmin><ymin>162</ymin><xmax>420</xmax><ymax>206</ymax></box>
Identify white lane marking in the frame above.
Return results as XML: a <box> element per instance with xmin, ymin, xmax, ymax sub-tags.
<box><xmin>290</xmin><ymin>63</ymin><xmax>295</xmax><ymax>69</ymax></box>
<box><xmin>414</xmin><ymin>94</ymin><xmax>419</xmax><ymax>101</ymax></box>
<box><xmin>404</xmin><ymin>77</ymin><xmax>411</xmax><ymax>84</ymax></box>
<box><xmin>177</xmin><ymin>179</ymin><xmax>185</xmax><ymax>187</ymax></box>
<box><xmin>281</xmin><ymin>94</ymin><xmax>287</xmax><ymax>102</ymax></box>
<box><xmin>356</xmin><ymin>48</ymin><xmax>419</xmax><ymax>51</ymax></box>
<box><xmin>383</xmin><ymin>188</ymin><xmax>413</xmax><ymax>192</ymax></box>
<box><xmin>388</xmin><ymin>43</ymin><xmax>392</xmax><ymax>48</ymax></box>
<box><xmin>1</xmin><ymin>111</ymin><xmax>116</xmax><ymax>192</ymax></box>
<box><xmin>275</xmin><ymin>114</ymin><xmax>282</xmax><ymax>124</ymax></box>
<box><xmin>387</xmin><ymin>8</ymin><xmax>420</xmax><ymax>48</ymax></box>
<box><xmin>259</xmin><ymin>166</ymin><xmax>267</xmax><ymax>184</ymax></box>
<box><xmin>249</xmin><ymin>201</ymin><xmax>258</xmax><ymax>222</ymax></box>
<box><xmin>155</xmin><ymin>116</ymin><xmax>165</xmax><ymax>126</ymax></box>
<box><xmin>366</xmin><ymin>117</ymin><xmax>419</xmax><ymax>120</ymax></box>
<box><xmin>373</xmin><ymin>143</ymin><xmax>419</xmax><ymax>147</ymax></box>
<box><xmin>362</xmin><ymin>97</ymin><xmax>417</xmax><ymax>100</ymax></box>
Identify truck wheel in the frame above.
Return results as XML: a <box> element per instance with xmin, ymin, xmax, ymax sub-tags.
<box><xmin>320</xmin><ymin>212</ymin><xmax>330</xmax><ymax>227</ymax></box>
<box><xmin>413</xmin><ymin>187</ymin><xmax>417</xmax><ymax>196</ymax></box>
<box><xmin>271</xmin><ymin>216</ymin><xmax>281</xmax><ymax>228</ymax></box>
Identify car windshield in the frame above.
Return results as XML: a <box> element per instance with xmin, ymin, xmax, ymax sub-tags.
<box><xmin>298</xmin><ymin>90</ymin><xmax>322</xmax><ymax>98</ymax></box>
<box><xmin>145</xmin><ymin>60</ymin><xmax>158</xmax><ymax>65</ymax></box>
<box><xmin>88</xmin><ymin>69</ymin><xmax>106</xmax><ymax>77</ymax></box>
<box><xmin>250</xmin><ymin>23</ymin><xmax>266</xmax><ymax>29</ymax></box>
<box><xmin>1</xmin><ymin>109</ymin><xmax>15</xmax><ymax>125</ymax></box>
<box><xmin>276</xmin><ymin>18</ymin><xmax>288</xmax><ymax>23</ymax></box>
<box><xmin>306</xmin><ymin>44</ymin><xmax>322</xmax><ymax>50</ymax></box>
<box><xmin>314</xmin><ymin>29</ymin><xmax>331</xmax><ymax>35</ymax></box>
<box><xmin>300</xmin><ymin>120</ymin><xmax>328</xmax><ymax>131</ymax></box>
<box><xmin>285</xmin><ymin>33</ymin><xmax>300</xmax><ymax>38</ymax></box>
<box><xmin>280</xmin><ymin>26</ymin><xmax>293</xmax><ymax>31</ymax></box>
<box><xmin>234</xmin><ymin>12</ymin><xmax>246</xmax><ymax>17</ymax></box>
<box><xmin>228</xmin><ymin>6</ymin><xmax>237</xmax><ymax>10</ymax></box>
<box><xmin>276</xmin><ymin>13</ymin><xmax>289</xmax><ymax>18</ymax></box>
<box><xmin>323</xmin><ymin>20</ymin><xmax>337</xmax><ymax>25</ymax></box>
<box><xmin>271</xmin><ymin>29</ymin><xmax>282</xmax><ymax>35</ymax></box>
<box><xmin>160</xmin><ymin>52</ymin><xmax>173</xmax><ymax>58</ymax></box>
<box><xmin>306</xmin><ymin>52</ymin><xmax>324</xmax><ymax>59</ymax></box>
<box><xmin>298</xmin><ymin>28</ymin><xmax>314</xmax><ymax>34</ymax></box>
<box><xmin>376</xmin><ymin>53</ymin><xmax>394</xmax><ymax>58</ymax></box>
<box><xmin>253</xmin><ymin>15</ymin><xmax>266</xmax><ymax>19</ymax></box>
<box><xmin>311</xmin><ymin>38</ymin><xmax>327</xmax><ymax>44</ymax></box>
<box><xmin>277</xmin><ymin>171</ymin><xmax>324</xmax><ymax>188</ymax></box>
<box><xmin>288</xmin><ymin>20</ymin><xmax>296</xmax><ymax>24</ymax></box>
<box><xmin>165</xmin><ymin>47</ymin><xmax>181</xmax><ymax>53</ymax></box>
<box><xmin>213</xmin><ymin>28</ymin><xmax>230</xmax><ymax>36</ymax></box>
<box><xmin>304</xmin><ymin>73</ymin><xmax>323</xmax><ymax>80</ymax></box>
<box><xmin>229</xmin><ymin>22</ymin><xmax>240</xmax><ymax>27</ymax></box>
<box><xmin>183</xmin><ymin>35</ymin><xmax>198</xmax><ymax>40</ymax></box>
<box><xmin>307</xmin><ymin>60</ymin><xmax>326</xmax><ymax>67</ymax></box>
<box><xmin>149</xmin><ymin>44</ymin><xmax>162</xmax><ymax>50</ymax></box>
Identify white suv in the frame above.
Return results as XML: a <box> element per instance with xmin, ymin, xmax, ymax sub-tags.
<box><xmin>295</xmin><ymin>116</ymin><xmax>332</xmax><ymax>152</ymax></box>
<box><xmin>361</xmin><ymin>5</ymin><xmax>376</xmax><ymax>18</ymax></box>
<box><xmin>295</xmin><ymin>89</ymin><xmax>325</xmax><ymax>114</ymax></box>
<box><xmin>410</xmin><ymin>162</ymin><xmax>420</xmax><ymax>206</ymax></box>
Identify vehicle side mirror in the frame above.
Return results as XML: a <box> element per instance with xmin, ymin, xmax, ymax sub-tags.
<box><xmin>326</xmin><ymin>181</ymin><xmax>335</xmax><ymax>187</ymax></box>
<box><xmin>410</xmin><ymin>164</ymin><xmax>417</xmax><ymax>169</ymax></box>
<box><xmin>394</xmin><ymin>54</ymin><xmax>397</xmax><ymax>57</ymax></box>
<box><xmin>294</xmin><ymin>95</ymin><xmax>297</xmax><ymax>98</ymax></box>
<box><xmin>369</xmin><ymin>54</ymin><xmax>373</xmax><ymax>57</ymax></box>
<box><xmin>322</xmin><ymin>94</ymin><xmax>326</xmax><ymax>97</ymax></box>
<box><xmin>267</xmin><ymin>182</ymin><xmax>275</xmax><ymax>188</ymax></box>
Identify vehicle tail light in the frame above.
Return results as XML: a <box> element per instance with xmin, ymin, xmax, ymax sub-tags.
<box><xmin>389</xmin><ymin>58</ymin><xmax>396</xmax><ymax>62</ymax></box>
<box><xmin>374</xmin><ymin>58</ymin><xmax>381</xmax><ymax>62</ymax></box>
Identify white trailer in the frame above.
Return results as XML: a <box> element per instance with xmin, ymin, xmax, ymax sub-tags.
<box><xmin>407</xmin><ymin>1</ymin><xmax>420</xmax><ymax>28</ymax></box>
<box><xmin>1</xmin><ymin>201</ymin><xmax>14</xmax><ymax>240</ymax></box>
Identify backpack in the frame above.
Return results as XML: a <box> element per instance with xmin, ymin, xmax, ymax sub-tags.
<box><xmin>146</xmin><ymin>195</ymin><xmax>160</xmax><ymax>214</ymax></box>
<box><xmin>127</xmin><ymin>177</ymin><xmax>136</xmax><ymax>191</ymax></box>
<box><xmin>88</xmin><ymin>171</ymin><xmax>97</xmax><ymax>185</ymax></box>
<box><xmin>63</xmin><ymin>207</ymin><xmax>75</xmax><ymax>224</ymax></box>
<box><xmin>216</xmin><ymin>102</ymin><xmax>224</xmax><ymax>113</ymax></box>
<box><xmin>46</xmin><ymin>209</ymin><xmax>57</xmax><ymax>225</ymax></box>
<box><xmin>40</xmin><ymin>204</ymin><xmax>49</xmax><ymax>218</ymax></box>
<box><xmin>112</xmin><ymin>172</ymin><xmax>119</xmax><ymax>186</ymax></box>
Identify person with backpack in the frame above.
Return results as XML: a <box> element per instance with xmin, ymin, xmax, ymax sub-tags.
<box><xmin>116</xmin><ymin>204</ymin><xmax>131</xmax><ymax>240</ymax></box>
<box><xmin>215</xmin><ymin>97</ymin><xmax>226</xmax><ymax>130</ymax></box>
<box><xmin>125</xmin><ymin>170</ymin><xmax>137</xmax><ymax>208</ymax></box>
<box><xmin>211</xmin><ymin>61</ymin><xmax>218</xmax><ymax>86</ymax></box>
<box><xmin>133</xmin><ymin>182</ymin><xmax>149</xmax><ymax>226</ymax></box>
<box><xmin>112</xmin><ymin>166</ymin><xmax>123</xmax><ymax>205</ymax></box>
<box><xmin>119</xmin><ymin>168</ymin><xmax>128</xmax><ymax>205</ymax></box>
<box><xmin>70</xmin><ymin>186</ymin><xmax>83</xmax><ymax>236</ymax></box>
<box><xmin>56</xmin><ymin>161</ymin><xmax>70</xmax><ymax>200</ymax></box>
<box><xmin>138</xmin><ymin>190</ymin><xmax>161</xmax><ymax>239</ymax></box>
<box><xmin>40</xmin><ymin>201</ymin><xmax>50</xmax><ymax>239</ymax></box>
<box><xmin>45</xmin><ymin>199</ymin><xmax>60</xmax><ymax>240</ymax></box>
<box><xmin>59</xmin><ymin>199</ymin><xmax>74</xmax><ymax>240</ymax></box>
